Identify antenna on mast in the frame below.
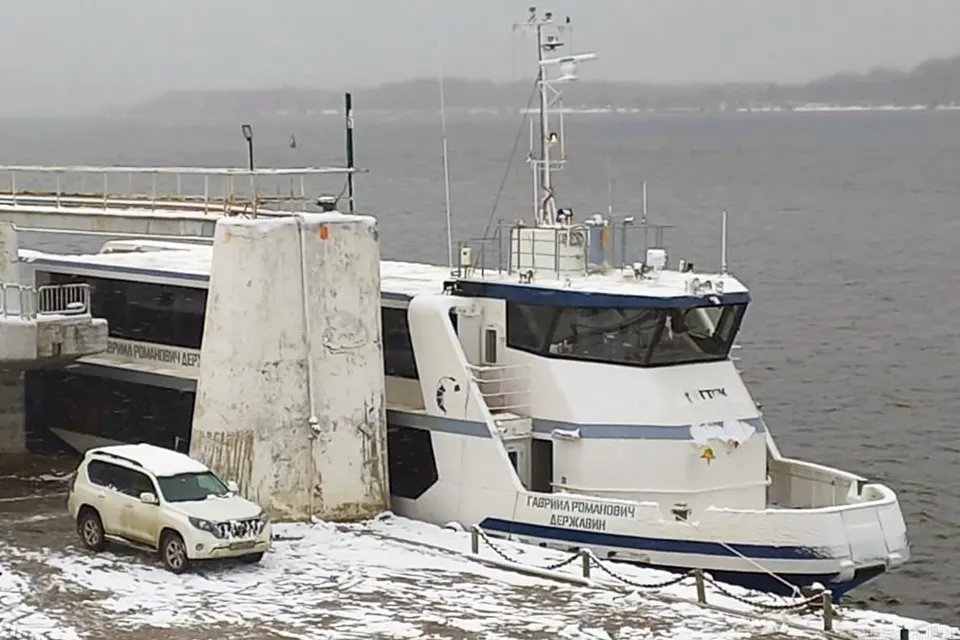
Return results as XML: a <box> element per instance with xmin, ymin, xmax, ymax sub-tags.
<box><xmin>438</xmin><ymin>42</ymin><xmax>454</xmax><ymax>270</ymax></box>
<box><xmin>720</xmin><ymin>209</ymin><xmax>729</xmax><ymax>275</ymax></box>
<box><xmin>513</xmin><ymin>7</ymin><xmax>596</xmax><ymax>227</ymax></box>
<box><xmin>606</xmin><ymin>157</ymin><xmax>613</xmax><ymax>217</ymax></box>
<box><xmin>641</xmin><ymin>181</ymin><xmax>648</xmax><ymax>225</ymax></box>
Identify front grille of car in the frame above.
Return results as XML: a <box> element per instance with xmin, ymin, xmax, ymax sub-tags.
<box><xmin>216</xmin><ymin>518</ymin><xmax>262</xmax><ymax>539</ymax></box>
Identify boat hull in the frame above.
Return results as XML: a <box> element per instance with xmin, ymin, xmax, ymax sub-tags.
<box><xmin>477</xmin><ymin>515</ymin><xmax>905</xmax><ymax>602</ymax></box>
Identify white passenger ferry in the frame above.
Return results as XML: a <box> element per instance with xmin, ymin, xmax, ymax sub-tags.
<box><xmin>15</xmin><ymin>9</ymin><xmax>907</xmax><ymax>600</ymax></box>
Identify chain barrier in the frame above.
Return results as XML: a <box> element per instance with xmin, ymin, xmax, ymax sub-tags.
<box><xmin>583</xmin><ymin>549</ymin><xmax>693</xmax><ymax>590</ymax></box>
<box><xmin>472</xmin><ymin>524</ymin><xmax>582</xmax><ymax>572</ymax></box>
<box><xmin>700</xmin><ymin>572</ymin><xmax>824</xmax><ymax>612</ymax></box>
<box><xmin>468</xmin><ymin>525</ymin><xmax>836</xmax><ymax>630</ymax></box>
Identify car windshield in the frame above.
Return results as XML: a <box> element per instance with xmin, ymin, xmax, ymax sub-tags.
<box><xmin>156</xmin><ymin>471</ymin><xmax>230</xmax><ymax>503</ymax></box>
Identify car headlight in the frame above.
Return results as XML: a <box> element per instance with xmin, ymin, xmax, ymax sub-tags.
<box><xmin>258</xmin><ymin>510</ymin><xmax>270</xmax><ymax>524</ymax></box>
<box><xmin>188</xmin><ymin>517</ymin><xmax>220</xmax><ymax>537</ymax></box>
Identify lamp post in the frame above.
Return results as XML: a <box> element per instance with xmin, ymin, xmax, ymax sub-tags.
<box><xmin>241</xmin><ymin>124</ymin><xmax>254</xmax><ymax>171</ymax></box>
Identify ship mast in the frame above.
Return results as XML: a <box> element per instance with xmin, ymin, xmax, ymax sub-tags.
<box><xmin>513</xmin><ymin>7</ymin><xmax>596</xmax><ymax>227</ymax></box>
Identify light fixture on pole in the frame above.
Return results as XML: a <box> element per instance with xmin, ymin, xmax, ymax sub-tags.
<box><xmin>241</xmin><ymin>124</ymin><xmax>254</xmax><ymax>171</ymax></box>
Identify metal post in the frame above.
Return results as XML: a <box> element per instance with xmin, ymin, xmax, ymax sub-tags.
<box><xmin>344</xmin><ymin>93</ymin><xmax>356</xmax><ymax>213</ymax></box>
<box><xmin>694</xmin><ymin>569</ymin><xmax>706</xmax><ymax>604</ymax></box>
<box><xmin>470</xmin><ymin>526</ymin><xmax>479</xmax><ymax>554</ymax></box>
<box><xmin>579</xmin><ymin>549</ymin><xmax>591</xmax><ymax>579</ymax></box>
<box><xmin>821</xmin><ymin>590</ymin><xmax>833</xmax><ymax>631</ymax></box>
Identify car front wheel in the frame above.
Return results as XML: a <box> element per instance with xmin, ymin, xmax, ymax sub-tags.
<box><xmin>160</xmin><ymin>530</ymin><xmax>190</xmax><ymax>574</ymax></box>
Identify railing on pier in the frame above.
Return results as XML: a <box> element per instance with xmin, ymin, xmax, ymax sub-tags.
<box><xmin>1</xmin><ymin>282</ymin><xmax>92</xmax><ymax>320</ymax></box>
<box><xmin>454</xmin><ymin>219</ymin><xmax>675</xmax><ymax>280</ymax></box>
<box><xmin>0</xmin><ymin>165</ymin><xmax>360</xmax><ymax>217</ymax></box>
<box><xmin>36</xmin><ymin>283</ymin><xmax>91</xmax><ymax>316</ymax></box>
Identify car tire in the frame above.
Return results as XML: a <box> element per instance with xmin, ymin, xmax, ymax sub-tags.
<box><xmin>77</xmin><ymin>509</ymin><xmax>106</xmax><ymax>552</ymax></box>
<box><xmin>239</xmin><ymin>552</ymin><xmax>265</xmax><ymax>565</ymax></box>
<box><xmin>160</xmin><ymin>530</ymin><xmax>190</xmax><ymax>574</ymax></box>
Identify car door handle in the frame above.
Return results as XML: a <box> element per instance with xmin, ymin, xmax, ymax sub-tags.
<box><xmin>97</xmin><ymin>493</ymin><xmax>106</xmax><ymax>500</ymax></box>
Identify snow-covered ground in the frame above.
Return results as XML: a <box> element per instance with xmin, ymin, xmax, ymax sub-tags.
<box><xmin>1</xmin><ymin>511</ymin><xmax>957</xmax><ymax>640</ymax></box>
<box><xmin>1</xmin><ymin>466</ymin><xmax>957</xmax><ymax>640</ymax></box>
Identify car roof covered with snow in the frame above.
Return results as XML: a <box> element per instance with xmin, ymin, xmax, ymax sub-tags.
<box><xmin>86</xmin><ymin>443</ymin><xmax>209</xmax><ymax>478</ymax></box>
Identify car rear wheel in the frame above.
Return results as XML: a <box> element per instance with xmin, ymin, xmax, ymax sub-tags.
<box><xmin>77</xmin><ymin>509</ymin><xmax>106</xmax><ymax>552</ymax></box>
<box><xmin>160</xmin><ymin>530</ymin><xmax>190</xmax><ymax>574</ymax></box>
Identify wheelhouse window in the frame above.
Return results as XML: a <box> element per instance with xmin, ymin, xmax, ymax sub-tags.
<box><xmin>506</xmin><ymin>301</ymin><xmax>745</xmax><ymax>367</ymax></box>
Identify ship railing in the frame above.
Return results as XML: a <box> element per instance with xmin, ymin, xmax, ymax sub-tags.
<box><xmin>466</xmin><ymin>362</ymin><xmax>531</xmax><ymax>416</ymax></box>
<box><xmin>766</xmin><ymin>457</ymin><xmax>862</xmax><ymax>509</ymax></box>
<box><xmin>454</xmin><ymin>219</ymin><xmax>675</xmax><ymax>280</ymax></box>
<box><xmin>36</xmin><ymin>283</ymin><xmax>92</xmax><ymax>316</ymax></box>
<box><xmin>0</xmin><ymin>165</ymin><xmax>361</xmax><ymax>217</ymax></box>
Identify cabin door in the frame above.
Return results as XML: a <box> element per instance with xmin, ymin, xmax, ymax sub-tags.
<box><xmin>504</xmin><ymin>439</ymin><xmax>530</xmax><ymax>489</ymax></box>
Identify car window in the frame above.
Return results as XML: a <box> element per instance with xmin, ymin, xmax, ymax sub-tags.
<box><xmin>86</xmin><ymin>460</ymin><xmax>156</xmax><ymax>498</ymax></box>
<box><xmin>87</xmin><ymin>460</ymin><xmax>124</xmax><ymax>491</ymax></box>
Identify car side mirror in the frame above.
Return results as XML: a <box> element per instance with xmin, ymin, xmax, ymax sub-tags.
<box><xmin>227</xmin><ymin>481</ymin><xmax>239</xmax><ymax>494</ymax></box>
<box><xmin>139</xmin><ymin>492</ymin><xmax>159</xmax><ymax>505</ymax></box>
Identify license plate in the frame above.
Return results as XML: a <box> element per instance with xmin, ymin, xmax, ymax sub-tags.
<box><xmin>230</xmin><ymin>540</ymin><xmax>257</xmax><ymax>551</ymax></box>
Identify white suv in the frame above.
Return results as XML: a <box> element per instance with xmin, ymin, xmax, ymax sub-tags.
<box><xmin>66</xmin><ymin>443</ymin><xmax>272</xmax><ymax>573</ymax></box>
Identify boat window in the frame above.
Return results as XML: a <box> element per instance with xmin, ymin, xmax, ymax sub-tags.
<box><xmin>387</xmin><ymin>422</ymin><xmax>438</xmax><ymax>499</ymax></box>
<box><xmin>23</xmin><ymin>369</ymin><xmax>196</xmax><ymax>454</ymax></box>
<box><xmin>42</xmin><ymin>272</ymin><xmax>207</xmax><ymax>349</ymax></box>
<box><xmin>505</xmin><ymin>301</ymin><xmax>745</xmax><ymax>367</ymax></box>
<box><xmin>549</xmin><ymin>307</ymin><xmax>661</xmax><ymax>365</ymax></box>
<box><xmin>382</xmin><ymin>307</ymin><xmax>418</xmax><ymax>379</ymax></box>
<box><xmin>506</xmin><ymin>302</ymin><xmax>555</xmax><ymax>351</ymax></box>
<box><xmin>647</xmin><ymin>304</ymin><xmax>745</xmax><ymax>366</ymax></box>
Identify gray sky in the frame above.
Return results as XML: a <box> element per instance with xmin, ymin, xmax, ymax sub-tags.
<box><xmin>2</xmin><ymin>0</ymin><xmax>959</xmax><ymax>117</ymax></box>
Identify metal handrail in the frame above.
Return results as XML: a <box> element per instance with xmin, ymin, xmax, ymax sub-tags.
<box><xmin>454</xmin><ymin>219</ymin><xmax>675</xmax><ymax>280</ymax></box>
<box><xmin>0</xmin><ymin>165</ymin><xmax>362</xmax><ymax>216</ymax></box>
<box><xmin>467</xmin><ymin>362</ymin><xmax>532</xmax><ymax>416</ymax></box>
<box><xmin>36</xmin><ymin>283</ymin><xmax>91</xmax><ymax>316</ymax></box>
<box><xmin>0</xmin><ymin>282</ymin><xmax>93</xmax><ymax>319</ymax></box>
<box><xmin>1</xmin><ymin>283</ymin><xmax>36</xmax><ymax>319</ymax></box>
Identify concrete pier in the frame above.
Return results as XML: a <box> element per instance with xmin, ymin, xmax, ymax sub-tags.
<box><xmin>0</xmin><ymin>221</ymin><xmax>108</xmax><ymax>453</ymax></box>
<box><xmin>190</xmin><ymin>212</ymin><xmax>389</xmax><ymax>522</ymax></box>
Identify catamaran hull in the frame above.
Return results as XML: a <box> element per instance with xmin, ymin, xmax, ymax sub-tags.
<box><xmin>477</xmin><ymin>517</ymin><xmax>899</xmax><ymax>602</ymax></box>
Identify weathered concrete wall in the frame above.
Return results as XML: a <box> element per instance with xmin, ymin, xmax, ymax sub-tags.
<box><xmin>35</xmin><ymin>317</ymin><xmax>109</xmax><ymax>360</ymax></box>
<box><xmin>190</xmin><ymin>212</ymin><xmax>388</xmax><ymax>522</ymax></box>
<box><xmin>0</xmin><ymin>370</ymin><xmax>25</xmax><ymax>453</ymax></box>
<box><xmin>0</xmin><ymin>221</ymin><xmax>18</xmax><ymax>283</ymax></box>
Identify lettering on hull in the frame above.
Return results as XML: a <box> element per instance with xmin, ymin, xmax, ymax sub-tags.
<box><xmin>104</xmin><ymin>339</ymin><xmax>200</xmax><ymax>368</ymax></box>
<box><xmin>526</xmin><ymin>494</ymin><xmax>636</xmax><ymax>533</ymax></box>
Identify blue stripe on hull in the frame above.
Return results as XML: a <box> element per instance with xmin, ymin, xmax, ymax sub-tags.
<box><xmin>478</xmin><ymin>518</ymin><xmax>889</xmax><ymax>600</ymax></box>
<box><xmin>688</xmin><ymin>565</ymin><xmax>887</xmax><ymax>602</ymax></box>
<box><xmin>479</xmin><ymin>518</ymin><xmax>828</xmax><ymax>560</ymax></box>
